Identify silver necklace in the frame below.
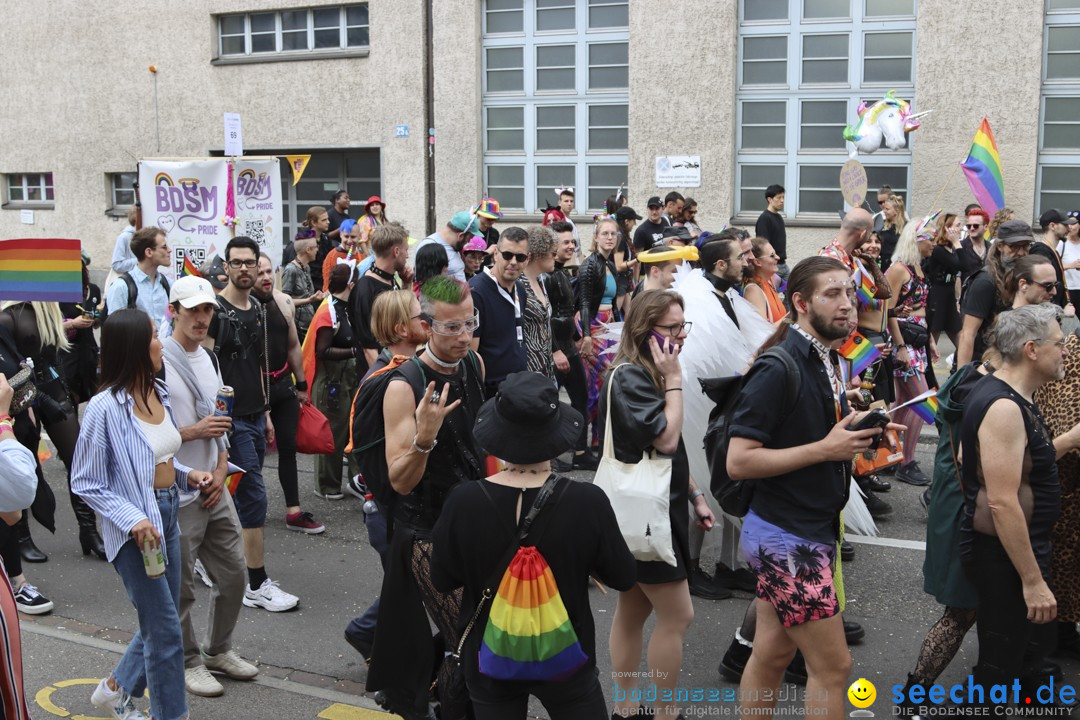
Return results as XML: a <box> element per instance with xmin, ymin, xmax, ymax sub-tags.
<box><xmin>424</xmin><ymin>345</ymin><xmax>461</xmax><ymax>369</ymax></box>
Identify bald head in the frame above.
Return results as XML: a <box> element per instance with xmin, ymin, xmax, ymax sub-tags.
<box><xmin>838</xmin><ymin>208</ymin><xmax>873</xmax><ymax>252</ymax></box>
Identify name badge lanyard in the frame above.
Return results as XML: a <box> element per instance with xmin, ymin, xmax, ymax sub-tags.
<box><xmin>494</xmin><ymin>275</ymin><xmax>524</xmax><ymax>344</ymax></box>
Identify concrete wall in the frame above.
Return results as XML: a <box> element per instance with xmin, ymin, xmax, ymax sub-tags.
<box><xmin>432</xmin><ymin>0</ymin><xmax>484</xmax><ymax>226</ymax></box>
<box><xmin>910</xmin><ymin>0</ymin><xmax>1044</xmax><ymax>226</ymax></box>
<box><xmin>0</xmin><ymin>0</ymin><xmax>428</xmax><ymax>275</ymax></box>
<box><xmin>627</xmin><ymin>0</ymin><xmax>738</xmax><ymax>235</ymax></box>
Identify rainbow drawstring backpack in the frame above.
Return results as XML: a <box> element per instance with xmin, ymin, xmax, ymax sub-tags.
<box><xmin>458</xmin><ymin>475</ymin><xmax>588</xmax><ymax>682</ymax></box>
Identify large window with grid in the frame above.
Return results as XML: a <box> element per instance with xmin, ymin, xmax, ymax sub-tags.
<box><xmin>482</xmin><ymin>0</ymin><xmax>629</xmax><ymax>213</ymax></box>
<box><xmin>216</xmin><ymin>5</ymin><xmax>369</xmax><ymax>59</ymax></box>
<box><xmin>735</xmin><ymin>0</ymin><xmax>917</xmax><ymax>219</ymax></box>
<box><xmin>1038</xmin><ymin>1</ymin><xmax>1080</xmax><ymax>214</ymax></box>
<box><xmin>4</xmin><ymin>173</ymin><xmax>54</xmax><ymax>207</ymax></box>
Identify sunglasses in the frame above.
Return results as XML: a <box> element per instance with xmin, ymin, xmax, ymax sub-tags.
<box><xmin>1031</xmin><ymin>280</ymin><xmax>1058</xmax><ymax>293</ymax></box>
<box><xmin>500</xmin><ymin>250</ymin><xmax>528</xmax><ymax>263</ymax></box>
<box><xmin>965</xmin><ymin>224</ymin><xmax>983</xmax><ymax>230</ymax></box>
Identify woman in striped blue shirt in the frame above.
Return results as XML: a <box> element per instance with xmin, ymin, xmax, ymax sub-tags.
<box><xmin>72</xmin><ymin>309</ymin><xmax>211</xmax><ymax>720</ymax></box>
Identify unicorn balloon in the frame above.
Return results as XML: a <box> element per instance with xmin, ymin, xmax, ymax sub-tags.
<box><xmin>843</xmin><ymin>90</ymin><xmax>931</xmax><ymax>156</ymax></box>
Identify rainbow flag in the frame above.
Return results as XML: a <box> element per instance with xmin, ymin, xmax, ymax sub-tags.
<box><xmin>911</xmin><ymin>394</ymin><xmax>939</xmax><ymax>424</ymax></box>
<box><xmin>0</xmin><ymin>238</ymin><xmax>83</xmax><ymax>302</ymax></box>
<box><xmin>838</xmin><ymin>332</ymin><xmax>882</xmax><ymax>376</ymax></box>
<box><xmin>180</xmin><ymin>252</ymin><xmax>202</xmax><ymax>278</ymax></box>
<box><xmin>961</xmin><ymin>118</ymin><xmax>1004</xmax><ymax>217</ymax></box>
<box><xmin>853</xmin><ymin>259</ymin><xmax>877</xmax><ymax>306</ymax></box>
<box><xmin>223</xmin><ymin>463</ymin><xmax>245</xmax><ymax>496</ymax></box>
<box><xmin>479</xmin><ymin>546</ymin><xmax>588</xmax><ymax>681</ymax></box>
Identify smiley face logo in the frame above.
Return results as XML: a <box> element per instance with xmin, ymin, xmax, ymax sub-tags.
<box><xmin>847</xmin><ymin>678</ymin><xmax>877</xmax><ymax>708</ymax></box>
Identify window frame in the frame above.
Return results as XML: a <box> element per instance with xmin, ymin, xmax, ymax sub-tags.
<box><xmin>1038</xmin><ymin>3</ymin><xmax>1080</xmax><ymax>214</ymax></box>
<box><xmin>735</xmin><ymin>0</ymin><xmax>916</xmax><ymax>220</ymax></box>
<box><xmin>4</xmin><ymin>173</ymin><xmax>55</xmax><ymax>209</ymax></box>
<box><xmin>481</xmin><ymin>0</ymin><xmax>628</xmax><ymax>213</ymax></box>
<box><xmin>108</xmin><ymin>172</ymin><xmax>137</xmax><ymax>211</ymax></box>
<box><xmin>214</xmin><ymin>5</ymin><xmax>369</xmax><ymax>63</ymax></box>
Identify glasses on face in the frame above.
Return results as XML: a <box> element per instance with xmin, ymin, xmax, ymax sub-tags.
<box><xmin>227</xmin><ymin>259</ymin><xmax>258</xmax><ymax>269</ymax></box>
<box><xmin>499</xmin><ymin>250</ymin><xmax>528</xmax><ymax>264</ymax></box>
<box><xmin>1036</xmin><ymin>336</ymin><xmax>1068</xmax><ymax>350</ymax></box>
<box><xmin>657</xmin><ymin>321</ymin><xmax>692</xmax><ymax>338</ymax></box>
<box><xmin>1010</xmin><ymin>242</ymin><xmax>1032</xmax><ymax>253</ymax></box>
<box><xmin>424</xmin><ymin>310</ymin><xmax>480</xmax><ymax>336</ymax></box>
<box><xmin>966</xmin><ymin>224</ymin><xmax>983</xmax><ymax>230</ymax></box>
<box><xmin>1031</xmin><ymin>280</ymin><xmax>1058</xmax><ymax>293</ymax></box>
<box><xmin>155</xmin><ymin>243</ymin><xmax>169</xmax><ymax>251</ymax></box>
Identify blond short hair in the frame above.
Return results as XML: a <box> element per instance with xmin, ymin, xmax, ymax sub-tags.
<box><xmin>370</xmin><ymin>289</ymin><xmax>416</xmax><ymax>347</ymax></box>
<box><xmin>371</xmin><ymin>222</ymin><xmax>408</xmax><ymax>257</ymax></box>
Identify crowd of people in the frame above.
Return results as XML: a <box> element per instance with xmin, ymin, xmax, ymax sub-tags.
<box><xmin>0</xmin><ymin>184</ymin><xmax>1076</xmax><ymax>720</ymax></box>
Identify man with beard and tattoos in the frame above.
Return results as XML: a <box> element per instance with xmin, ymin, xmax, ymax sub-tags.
<box><xmin>205</xmin><ymin>237</ymin><xmax>300</xmax><ymax>613</ymax></box>
<box><xmin>254</xmin><ymin>255</ymin><xmax>323</xmax><ymax>535</ymax></box>
<box><xmin>956</xmin><ymin>220</ymin><xmax>1035</xmax><ymax>367</ymax></box>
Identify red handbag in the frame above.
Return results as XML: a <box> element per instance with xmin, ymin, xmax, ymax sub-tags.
<box><xmin>296</xmin><ymin>403</ymin><xmax>335</xmax><ymax>455</ymax></box>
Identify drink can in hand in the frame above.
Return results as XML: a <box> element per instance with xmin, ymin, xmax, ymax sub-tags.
<box><xmin>214</xmin><ymin>386</ymin><xmax>234</xmax><ymax>417</ymax></box>
<box><xmin>142</xmin><ymin>538</ymin><xmax>165</xmax><ymax>578</ymax></box>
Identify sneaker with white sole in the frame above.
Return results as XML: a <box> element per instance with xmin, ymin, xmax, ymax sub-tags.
<box><xmin>203</xmin><ymin>649</ymin><xmax>259</xmax><ymax>680</ymax></box>
<box><xmin>14</xmin><ymin>583</ymin><xmax>53</xmax><ymax>615</ymax></box>
<box><xmin>314</xmin><ymin>489</ymin><xmax>344</xmax><ymax>501</ymax></box>
<box><xmin>344</xmin><ymin>474</ymin><xmax>366</xmax><ymax>500</ymax></box>
<box><xmin>285</xmin><ymin>511</ymin><xmax>325</xmax><ymax>535</ymax></box>
<box><xmin>185</xmin><ymin>664</ymin><xmax>224</xmax><ymax>697</ymax></box>
<box><xmin>242</xmin><ymin>578</ymin><xmax>299</xmax><ymax>612</ymax></box>
<box><xmin>193</xmin><ymin>558</ymin><xmax>213</xmax><ymax>588</ymax></box>
<box><xmin>90</xmin><ymin>678</ymin><xmax>149</xmax><ymax>720</ymax></box>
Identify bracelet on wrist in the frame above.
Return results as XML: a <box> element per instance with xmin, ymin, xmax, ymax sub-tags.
<box><xmin>412</xmin><ymin>435</ymin><xmax>437</xmax><ymax>454</ymax></box>
<box><xmin>689</xmin><ymin>489</ymin><xmax>705</xmax><ymax>502</ymax></box>
<box><xmin>665</xmin><ymin>387</ymin><xmax>683</xmax><ymax>393</ymax></box>
<box><xmin>295</xmin><ymin>381</ymin><xmax>308</xmax><ymax>391</ymax></box>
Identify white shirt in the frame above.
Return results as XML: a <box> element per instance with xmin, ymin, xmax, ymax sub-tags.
<box><xmin>163</xmin><ymin>351</ymin><xmax>223</xmax><ymax>507</ymax></box>
<box><xmin>419</xmin><ymin>232</ymin><xmax>465</xmax><ymax>281</ymax></box>
<box><xmin>1059</xmin><ymin>239</ymin><xmax>1080</xmax><ymax>290</ymax></box>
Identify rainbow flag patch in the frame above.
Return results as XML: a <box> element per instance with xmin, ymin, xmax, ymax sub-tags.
<box><xmin>838</xmin><ymin>332</ymin><xmax>882</xmax><ymax>377</ymax></box>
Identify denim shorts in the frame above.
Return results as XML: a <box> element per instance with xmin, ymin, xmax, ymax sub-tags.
<box><xmin>741</xmin><ymin>511</ymin><xmax>839</xmax><ymax>627</ymax></box>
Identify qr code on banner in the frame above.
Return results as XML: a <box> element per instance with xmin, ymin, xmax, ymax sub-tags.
<box><xmin>243</xmin><ymin>219</ymin><xmax>267</xmax><ymax>248</ymax></box>
<box><xmin>173</xmin><ymin>247</ymin><xmax>206</xmax><ymax>277</ymax></box>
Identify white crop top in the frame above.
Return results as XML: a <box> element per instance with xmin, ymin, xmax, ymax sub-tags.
<box><xmin>136</xmin><ymin>415</ymin><xmax>183</xmax><ymax>466</ymax></box>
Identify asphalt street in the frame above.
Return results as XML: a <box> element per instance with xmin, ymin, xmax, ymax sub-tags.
<box><xmin>17</xmin><ymin>356</ymin><xmax>1079</xmax><ymax>718</ymax></box>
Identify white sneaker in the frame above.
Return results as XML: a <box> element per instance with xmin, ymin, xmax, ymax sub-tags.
<box><xmin>193</xmin><ymin>558</ymin><xmax>213</xmax><ymax>588</ymax></box>
<box><xmin>185</xmin><ymin>665</ymin><xmax>224</xmax><ymax>697</ymax></box>
<box><xmin>90</xmin><ymin>678</ymin><xmax>149</xmax><ymax>720</ymax></box>
<box><xmin>203</xmin><ymin>649</ymin><xmax>258</xmax><ymax>680</ymax></box>
<box><xmin>314</xmin><ymin>489</ymin><xmax>344</xmax><ymax>500</ymax></box>
<box><xmin>242</xmin><ymin>578</ymin><xmax>298</xmax><ymax>612</ymax></box>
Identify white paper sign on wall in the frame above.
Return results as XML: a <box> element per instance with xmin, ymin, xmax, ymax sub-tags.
<box><xmin>655</xmin><ymin>156</ymin><xmax>701</xmax><ymax>188</ymax></box>
<box><xmin>224</xmin><ymin>113</ymin><xmax>243</xmax><ymax>156</ymax></box>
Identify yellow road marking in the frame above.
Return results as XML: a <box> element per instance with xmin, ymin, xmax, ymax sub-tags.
<box><xmin>35</xmin><ymin>678</ymin><xmax>109</xmax><ymax>719</ymax></box>
<box><xmin>318</xmin><ymin>702</ymin><xmax>398</xmax><ymax>719</ymax></box>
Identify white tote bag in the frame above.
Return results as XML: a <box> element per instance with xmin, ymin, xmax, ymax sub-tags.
<box><xmin>593</xmin><ymin>364</ymin><xmax>677</xmax><ymax>566</ymax></box>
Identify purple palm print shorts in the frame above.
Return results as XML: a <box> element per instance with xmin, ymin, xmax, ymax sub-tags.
<box><xmin>741</xmin><ymin>511</ymin><xmax>839</xmax><ymax>627</ymax></box>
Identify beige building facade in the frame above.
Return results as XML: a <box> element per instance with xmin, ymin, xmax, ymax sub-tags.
<box><xmin>0</xmin><ymin>0</ymin><xmax>1075</xmax><ymax>275</ymax></box>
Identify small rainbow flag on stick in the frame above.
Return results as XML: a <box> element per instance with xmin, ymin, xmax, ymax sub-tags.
<box><xmin>961</xmin><ymin>118</ymin><xmax>1004</xmax><ymax>217</ymax></box>
<box><xmin>838</xmin><ymin>332</ymin><xmax>882</xmax><ymax>376</ymax></box>
<box><xmin>0</xmin><ymin>238</ymin><xmax>83</xmax><ymax>302</ymax></box>
<box><xmin>223</xmin><ymin>463</ymin><xmax>245</xmax><ymax>496</ymax></box>
<box><xmin>853</xmin><ymin>259</ymin><xmax>878</xmax><ymax>306</ymax></box>
<box><xmin>180</xmin><ymin>252</ymin><xmax>202</xmax><ymax>278</ymax></box>
<box><xmin>890</xmin><ymin>389</ymin><xmax>939</xmax><ymax>424</ymax></box>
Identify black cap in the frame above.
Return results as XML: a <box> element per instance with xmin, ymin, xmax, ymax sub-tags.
<box><xmin>662</xmin><ymin>226</ymin><xmax>693</xmax><ymax>244</ymax></box>
<box><xmin>1040</xmin><ymin>209</ymin><xmax>1069</xmax><ymax>228</ymax></box>
<box><xmin>646</xmin><ymin>196</ymin><xmax>662</xmax><ymax>208</ymax></box>
<box><xmin>615</xmin><ymin>206</ymin><xmax>642</xmax><ymax>221</ymax></box>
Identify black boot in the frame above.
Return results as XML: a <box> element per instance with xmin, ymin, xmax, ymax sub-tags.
<box><xmin>16</xmin><ymin>514</ymin><xmax>47</xmax><ymax>563</ymax></box>
<box><xmin>72</xmin><ymin>492</ymin><xmax>105</xmax><ymax>560</ymax></box>
<box><xmin>718</xmin><ymin>635</ymin><xmax>752</xmax><ymax>682</ymax></box>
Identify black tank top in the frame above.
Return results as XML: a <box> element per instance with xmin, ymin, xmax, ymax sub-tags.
<box><xmin>264</xmin><ymin>296</ymin><xmax>290</xmax><ymax>373</ymax></box>
<box><xmin>959</xmin><ymin>375</ymin><xmax>1060</xmax><ymax>575</ymax></box>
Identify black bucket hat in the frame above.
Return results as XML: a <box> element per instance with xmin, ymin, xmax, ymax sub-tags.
<box><xmin>473</xmin><ymin>372</ymin><xmax>583</xmax><ymax>464</ymax></box>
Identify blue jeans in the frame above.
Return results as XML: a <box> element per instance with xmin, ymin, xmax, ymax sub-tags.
<box><xmin>229</xmin><ymin>415</ymin><xmax>267</xmax><ymax>529</ymax></box>
<box><xmin>346</xmin><ymin>507</ymin><xmax>389</xmax><ymax>644</ymax></box>
<box><xmin>112</xmin><ymin>487</ymin><xmax>187</xmax><ymax>720</ymax></box>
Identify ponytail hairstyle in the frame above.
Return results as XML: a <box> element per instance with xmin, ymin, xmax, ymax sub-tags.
<box><xmin>757</xmin><ymin>256</ymin><xmax>848</xmax><ymax>355</ymax></box>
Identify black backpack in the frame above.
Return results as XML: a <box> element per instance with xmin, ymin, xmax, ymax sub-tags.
<box><xmin>101</xmin><ymin>272</ymin><xmax>171</xmax><ymax>324</ymax></box>
<box><xmin>348</xmin><ymin>351</ymin><xmax>482</xmax><ymax>536</ymax></box>
<box><xmin>701</xmin><ymin>346</ymin><xmax>801</xmax><ymax>517</ymax></box>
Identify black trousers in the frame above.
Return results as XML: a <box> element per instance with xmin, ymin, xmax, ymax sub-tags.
<box><xmin>268</xmin><ymin>380</ymin><xmax>300</xmax><ymax>508</ymax></box>
<box><xmin>469</xmin><ymin>666</ymin><xmax>608</xmax><ymax>720</ymax></box>
<box><xmin>964</xmin><ymin>534</ymin><xmax>1054</xmax><ymax>704</ymax></box>
<box><xmin>556</xmin><ymin>352</ymin><xmax>588</xmax><ymax>452</ymax></box>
